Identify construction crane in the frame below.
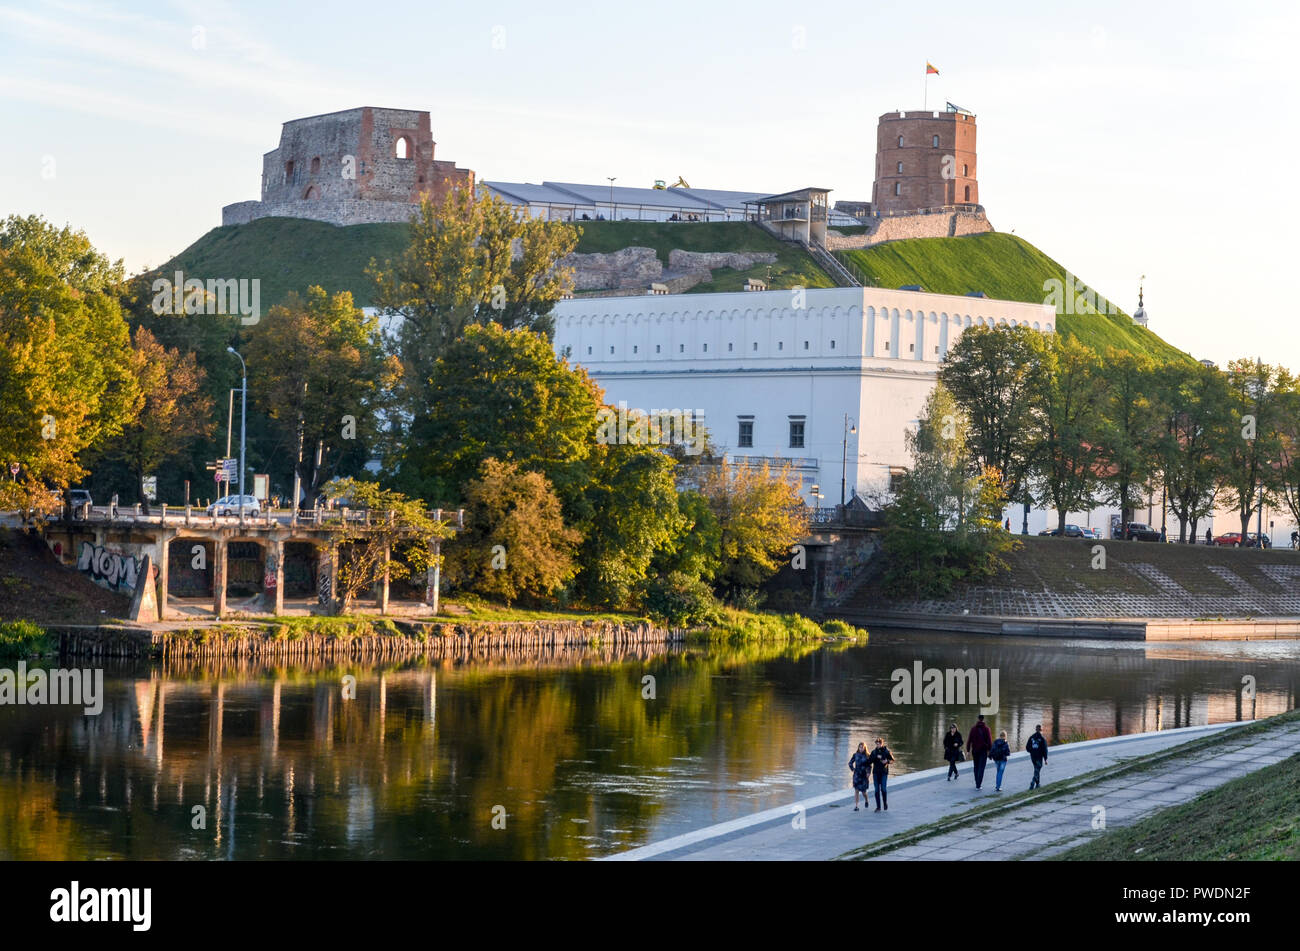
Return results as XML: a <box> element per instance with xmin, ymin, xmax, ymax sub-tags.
<box><xmin>668</xmin><ymin>176</ymin><xmax>691</xmax><ymax>189</ymax></box>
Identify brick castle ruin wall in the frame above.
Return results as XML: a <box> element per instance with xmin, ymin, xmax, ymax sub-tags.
<box><xmin>222</xmin><ymin>107</ymin><xmax>473</xmax><ymax>228</ymax></box>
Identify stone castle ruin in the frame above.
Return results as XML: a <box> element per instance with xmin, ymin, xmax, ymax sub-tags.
<box><xmin>222</xmin><ymin>107</ymin><xmax>474</xmax><ymax>227</ymax></box>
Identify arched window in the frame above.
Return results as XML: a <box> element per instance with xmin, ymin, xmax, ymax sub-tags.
<box><xmin>284</xmin><ymin>160</ymin><xmax>294</xmax><ymax>183</ymax></box>
<box><xmin>896</xmin><ymin>161</ymin><xmax>903</xmax><ymax>174</ymax></box>
<box><xmin>964</xmin><ymin>185</ymin><xmax>971</xmax><ymax>202</ymax></box>
<box><xmin>310</xmin><ymin>156</ymin><xmax>321</xmax><ymax>174</ymax></box>
<box><xmin>894</xmin><ymin>182</ymin><xmax>901</xmax><ymax>196</ymax></box>
<box><xmin>932</xmin><ymin>134</ymin><xmax>940</xmax><ymax>147</ymax></box>
<box><xmin>897</xmin><ymin>135</ymin><xmax>903</xmax><ymax>148</ymax></box>
<box><xmin>303</xmin><ymin>185</ymin><xmax>318</xmax><ymax>200</ymax></box>
<box><xmin>395</xmin><ymin>136</ymin><xmax>412</xmax><ymax>159</ymax></box>
<box><xmin>963</xmin><ymin>164</ymin><xmax>969</xmax><ymax>176</ymax></box>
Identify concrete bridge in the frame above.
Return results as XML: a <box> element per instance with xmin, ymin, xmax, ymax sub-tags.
<box><xmin>39</xmin><ymin>504</ymin><xmax>463</xmax><ymax>620</ymax></box>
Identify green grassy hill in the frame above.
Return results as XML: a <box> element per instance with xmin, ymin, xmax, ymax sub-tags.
<box><xmin>838</xmin><ymin>232</ymin><xmax>1192</xmax><ymax>363</ymax></box>
<box><xmin>154</xmin><ymin>217</ymin><xmax>412</xmax><ymax>308</ymax></box>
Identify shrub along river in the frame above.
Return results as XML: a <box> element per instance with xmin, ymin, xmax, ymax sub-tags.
<box><xmin>2</xmin><ymin>631</ymin><xmax>1297</xmax><ymax>859</ymax></box>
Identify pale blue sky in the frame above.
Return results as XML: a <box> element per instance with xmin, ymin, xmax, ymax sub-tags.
<box><xmin>3</xmin><ymin>0</ymin><xmax>1298</xmax><ymax>367</ymax></box>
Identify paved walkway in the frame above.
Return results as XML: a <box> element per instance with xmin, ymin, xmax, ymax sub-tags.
<box><xmin>606</xmin><ymin>719</ymin><xmax>1293</xmax><ymax>861</ymax></box>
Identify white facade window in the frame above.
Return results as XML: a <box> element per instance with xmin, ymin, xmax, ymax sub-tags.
<box><xmin>909</xmin><ymin>343</ymin><xmax>915</xmax><ymax>352</ymax></box>
<box><xmin>703</xmin><ymin>343</ymin><xmax>708</xmax><ymax>352</ymax></box>
<box><xmin>778</xmin><ymin>341</ymin><xmax>783</xmax><ymax>350</ymax></box>
<box><xmin>803</xmin><ymin>340</ymin><xmax>809</xmax><ymax>350</ymax></box>
<box><xmin>752</xmin><ymin>342</ymin><xmax>758</xmax><ymax>351</ymax></box>
<box><xmin>609</xmin><ymin>346</ymin><xmax>615</xmax><ymax>354</ymax></box>
<box><xmin>789</xmin><ymin>419</ymin><xmax>805</xmax><ymax>449</ymax></box>
<box><xmin>728</xmin><ymin>342</ymin><xmax>733</xmax><ymax>352</ymax></box>
<box><xmin>679</xmin><ymin>344</ymin><xmax>685</xmax><ymax>353</ymax></box>
<box><xmin>885</xmin><ymin>341</ymin><xmax>890</xmax><ymax>351</ymax></box>
<box><xmin>587</xmin><ymin>346</ymin><xmax>592</xmax><ymax>355</ymax></box>
<box><xmin>738</xmin><ymin>419</ymin><xmax>753</xmax><ymax>448</ymax></box>
<box><xmin>830</xmin><ymin>340</ymin><xmax>836</xmax><ymax>349</ymax></box>
<box><xmin>633</xmin><ymin>345</ymin><xmax>638</xmax><ymax>354</ymax></box>
<box><xmin>656</xmin><ymin>344</ymin><xmax>661</xmax><ymax>353</ymax></box>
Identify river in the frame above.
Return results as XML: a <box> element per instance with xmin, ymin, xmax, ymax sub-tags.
<box><xmin>1</xmin><ymin>631</ymin><xmax>1296</xmax><ymax>859</ymax></box>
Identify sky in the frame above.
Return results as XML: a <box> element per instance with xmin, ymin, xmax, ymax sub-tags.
<box><xmin>3</xmin><ymin>0</ymin><xmax>1299</xmax><ymax>369</ymax></box>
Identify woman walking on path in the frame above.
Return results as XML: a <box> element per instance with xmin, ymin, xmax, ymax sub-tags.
<box><xmin>849</xmin><ymin>742</ymin><xmax>871</xmax><ymax>811</ymax></box>
<box><xmin>869</xmin><ymin>737</ymin><xmax>895</xmax><ymax>811</ymax></box>
<box><xmin>990</xmin><ymin>730</ymin><xmax>1012</xmax><ymax>791</ymax></box>
<box><xmin>943</xmin><ymin>723</ymin><xmax>964</xmax><ymax>781</ymax></box>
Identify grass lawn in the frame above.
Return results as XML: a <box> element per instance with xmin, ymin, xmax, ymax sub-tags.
<box><xmin>1061</xmin><ymin>750</ymin><xmax>1300</xmax><ymax>861</ymax></box>
<box><xmin>837</xmin><ymin>232</ymin><xmax>1193</xmax><ymax>363</ymax></box>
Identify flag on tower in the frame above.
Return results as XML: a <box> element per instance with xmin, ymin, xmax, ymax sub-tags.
<box><xmin>926</xmin><ymin>62</ymin><xmax>940</xmax><ymax>75</ymax></box>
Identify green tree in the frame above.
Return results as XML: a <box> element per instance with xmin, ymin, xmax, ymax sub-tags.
<box><xmin>446</xmin><ymin>458</ymin><xmax>581</xmax><ymax>605</ymax></box>
<box><xmin>0</xmin><ymin>216</ymin><xmax>137</xmax><ymax>513</ymax></box>
<box><xmin>903</xmin><ymin>384</ymin><xmax>981</xmax><ymax>534</ymax></box>
<box><xmin>244</xmin><ymin>287</ymin><xmax>400</xmax><ymax>505</ymax></box>
<box><xmin>1031</xmin><ymin>337</ymin><xmax>1107</xmax><ymax>534</ymax></box>
<box><xmin>937</xmin><ymin>325</ymin><xmax>1049</xmax><ymax>505</ymax></box>
<box><xmin>370</xmin><ymin>189</ymin><xmax>578</xmax><ymax>414</ymax></box>
<box><xmin>577</xmin><ymin>444</ymin><xmax>684</xmax><ymax>610</ymax></box>
<box><xmin>1275</xmin><ymin>384</ymin><xmax>1300</xmax><ymax>545</ymax></box>
<box><xmin>321</xmin><ymin>477</ymin><xmax>450</xmax><ymax>612</ymax></box>
<box><xmin>1218</xmin><ymin>359</ymin><xmax>1287</xmax><ymax>538</ymax></box>
<box><xmin>1093</xmin><ymin>348</ymin><xmax>1161</xmax><ymax>527</ymax></box>
<box><xmin>650</xmin><ymin>489</ymin><xmax>722</xmax><ymax>584</ymax></box>
<box><xmin>399</xmin><ymin>323</ymin><xmax>603</xmax><ymax>513</ymax></box>
<box><xmin>88</xmin><ymin>327</ymin><xmax>215</xmax><ymax>512</ymax></box>
<box><xmin>1154</xmin><ymin>361</ymin><xmax>1231</xmax><ymax>542</ymax></box>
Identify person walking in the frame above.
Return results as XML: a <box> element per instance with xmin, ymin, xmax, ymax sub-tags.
<box><xmin>990</xmin><ymin>730</ymin><xmax>1012</xmax><ymax>791</ymax></box>
<box><xmin>942</xmin><ymin>723</ymin><xmax>964</xmax><ymax>781</ymax></box>
<box><xmin>966</xmin><ymin>714</ymin><xmax>993</xmax><ymax>789</ymax></box>
<box><xmin>1205</xmin><ymin>527</ymin><xmax>1213</xmax><ymax>546</ymax></box>
<box><xmin>849</xmin><ymin>742</ymin><xmax>871</xmax><ymax>811</ymax></box>
<box><xmin>869</xmin><ymin>737</ymin><xmax>894</xmax><ymax>811</ymax></box>
<box><xmin>1027</xmin><ymin>724</ymin><xmax>1049</xmax><ymax>789</ymax></box>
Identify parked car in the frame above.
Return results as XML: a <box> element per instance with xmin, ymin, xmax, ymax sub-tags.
<box><xmin>1122</xmin><ymin>522</ymin><xmax>1162</xmax><ymax>542</ymax></box>
<box><xmin>1039</xmin><ymin>524</ymin><xmax>1084</xmax><ymax>538</ymax></box>
<box><xmin>1081</xmin><ymin>527</ymin><xmax>1102</xmax><ymax>540</ymax></box>
<box><xmin>206</xmin><ymin>494</ymin><xmax>261</xmax><ymax>517</ymax></box>
<box><xmin>66</xmin><ymin>489</ymin><xmax>93</xmax><ymax>510</ymax></box>
<box><xmin>1212</xmin><ymin>532</ymin><xmax>1258</xmax><ymax>548</ymax></box>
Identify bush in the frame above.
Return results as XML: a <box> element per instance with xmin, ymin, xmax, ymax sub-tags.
<box><xmin>641</xmin><ymin>571</ymin><xmax>721</xmax><ymax>628</ymax></box>
<box><xmin>820</xmin><ymin>618</ymin><xmax>868</xmax><ymax>638</ymax></box>
<box><xmin>0</xmin><ymin>620</ymin><xmax>53</xmax><ymax>657</ymax></box>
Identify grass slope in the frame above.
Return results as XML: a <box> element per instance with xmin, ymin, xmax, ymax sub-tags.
<box><xmin>154</xmin><ymin>217</ymin><xmax>413</xmax><ymax>309</ymax></box>
<box><xmin>1061</xmin><ymin>750</ymin><xmax>1300</xmax><ymax>861</ymax></box>
<box><xmin>151</xmin><ymin>219</ymin><xmax>833</xmax><ymax>310</ymax></box>
<box><xmin>838</xmin><ymin>232</ymin><xmax>1192</xmax><ymax>363</ymax></box>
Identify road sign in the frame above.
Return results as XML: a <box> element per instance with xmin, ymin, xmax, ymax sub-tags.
<box><xmin>221</xmin><ymin>458</ymin><xmax>237</xmax><ymax>480</ymax></box>
<box><xmin>8</xmin><ymin>463</ymin><xmax>17</xmax><ymax>477</ymax></box>
<box><xmin>142</xmin><ymin>476</ymin><xmax>157</xmax><ymax>501</ymax></box>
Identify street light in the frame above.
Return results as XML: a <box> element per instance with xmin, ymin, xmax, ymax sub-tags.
<box><xmin>607</xmin><ymin>176</ymin><xmax>616</xmax><ymax>221</ymax></box>
<box><xmin>840</xmin><ymin>414</ymin><xmax>857</xmax><ymax>507</ymax></box>
<box><xmin>227</xmin><ymin>347</ymin><xmax>247</xmax><ymax>519</ymax></box>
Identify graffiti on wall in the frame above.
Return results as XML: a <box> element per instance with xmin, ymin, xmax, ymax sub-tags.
<box><xmin>77</xmin><ymin>541</ymin><xmax>142</xmax><ymax>591</ymax></box>
<box><xmin>318</xmin><ymin>561</ymin><xmax>332</xmax><ymax>605</ymax></box>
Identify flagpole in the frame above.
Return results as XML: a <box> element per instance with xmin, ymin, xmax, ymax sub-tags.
<box><xmin>924</xmin><ymin>72</ymin><xmax>928</xmax><ymax>111</ymax></box>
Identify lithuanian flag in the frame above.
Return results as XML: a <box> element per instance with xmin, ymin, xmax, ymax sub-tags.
<box><xmin>926</xmin><ymin>62</ymin><xmax>940</xmax><ymax>75</ymax></box>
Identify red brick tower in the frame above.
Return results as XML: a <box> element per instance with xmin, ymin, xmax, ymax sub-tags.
<box><xmin>872</xmin><ymin>107</ymin><xmax>979</xmax><ymax>216</ymax></box>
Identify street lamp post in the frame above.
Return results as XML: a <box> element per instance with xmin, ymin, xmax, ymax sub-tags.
<box><xmin>840</xmin><ymin>414</ymin><xmax>857</xmax><ymax>507</ymax></box>
<box><xmin>227</xmin><ymin>347</ymin><xmax>247</xmax><ymax>519</ymax></box>
<box><xmin>607</xmin><ymin>177</ymin><xmax>616</xmax><ymax>221</ymax></box>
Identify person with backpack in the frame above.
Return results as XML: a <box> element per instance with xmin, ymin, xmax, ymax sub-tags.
<box><xmin>990</xmin><ymin>730</ymin><xmax>1012</xmax><ymax>791</ymax></box>
<box><xmin>1026</xmin><ymin>724</ymin><xmax>1049</xmax><ymax>789</ymax></box>
<box><xmin>848</xmin><ymin>742</ymin><xmax>871</xmax><ymax>811</ymax></box>
<box><xmin>966</xmin><ymin>714</ymin><xmax>993</xmax><ymax>790</ymax></box>
<box><xmin>942</xmin><ymin>723</ymin><xmax>964</xmax><ymax>781</ymax></box>
<box><xmin>869</xmin><ymin>737</ymin><xmax>894</xmax><ymax>811</ymax></box>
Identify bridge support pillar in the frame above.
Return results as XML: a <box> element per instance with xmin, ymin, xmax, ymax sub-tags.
<box><xmin>317</xmin><ymin>544</ymin><xmax>337</xmax><ymax>613</ymax></box>
<box><xmin>379</xmin><ymin>542</ymin><xmax>390</xmax><ymax>615</ymax></box>
<box><xmin>425</xmin><ymin>538</ymin><xmax>441</xmax><ymax>615</ymax></box>
<box><xmin>272</xmin><ymin>538</ymin><xmax>285</xmax><ymax>616</ymax></box>
<box><xmin>157</xmin><ymin>535</ymin><xmax>170</xmax><ymax>620</ymax></box>
<box><xmin>213</xmin><ymin>539</ymin><xmax>227</xmax><ymax>618</ymax></box>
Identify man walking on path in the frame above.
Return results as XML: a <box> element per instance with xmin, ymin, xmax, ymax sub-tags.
<box><xmin>1027</xmin><ymin>724</ymin><xmax>1049</xmax><ymax>789</ymax></box>
<box><xmin>869</xmin><ymin>737</ymin><xmax>895</xmax><ymax>811</ymax></box>
<box><xmin>967</xmin><ymin>714</ymin><xmax>993</xmax><ymax>789</ymax></box>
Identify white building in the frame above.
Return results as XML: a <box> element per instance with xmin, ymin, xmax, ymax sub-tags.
<box><xmin>552</xmin><ymin>286</ymin><xmax>1056</xmax><ymax>506</ymax></box>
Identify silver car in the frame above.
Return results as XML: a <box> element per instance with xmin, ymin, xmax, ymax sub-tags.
<box><xmin>206</xmin><ymin>494</ymin><xmax>261</xmax><ymax>517</ymax></box>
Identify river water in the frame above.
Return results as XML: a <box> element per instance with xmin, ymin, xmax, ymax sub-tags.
<box><xmin>2</xmin><ymin>631</ymin><xmax>1297</xmax><ymax>860</ymax></box>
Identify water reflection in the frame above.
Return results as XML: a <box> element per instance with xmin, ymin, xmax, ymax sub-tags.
<box><xmin>1</xmin><ymin>632</ymin><xmax>1296</xmax><ymax>860</ymax></box>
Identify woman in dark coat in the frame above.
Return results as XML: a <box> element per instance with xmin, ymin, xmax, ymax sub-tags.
<box><xmin>943</xmin><ymin>723</ymin><xmax>964</xmax><ymax>781</ymax></box>
<box><xmin>849</xmin><ymin>742</ymin><xmax>871</xmax><ymax>811</ymax></box>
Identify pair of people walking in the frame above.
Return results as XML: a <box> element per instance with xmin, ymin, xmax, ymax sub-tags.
<box><xmin>849</xmin><ymin>738</ymin><xmax>895</xmax><ymax>811</ymax></box>
<box><xmin>945</xmin><ymin>718</ymin><xmax>1049</xmax><ymax>792</ymax></box>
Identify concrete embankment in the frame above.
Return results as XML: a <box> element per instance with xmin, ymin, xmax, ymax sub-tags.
<box><xmin>48</xmin><ymin>618</ymin><xmax>678</xmax><ymax>661</ymax></box>
<box><xmin>828</xmin><ymin>537</ymin><xmax>1300</xmax><ymax>639</ymax></box>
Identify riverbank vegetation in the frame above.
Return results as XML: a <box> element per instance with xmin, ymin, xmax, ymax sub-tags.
<box><xmin>0</xmin><ymin>620</ymin><xmax>53</xmax><ymax>658</ymax></box>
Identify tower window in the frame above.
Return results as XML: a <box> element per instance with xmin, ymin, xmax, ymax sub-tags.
<box><xmin>963</xmin><ymin>164</ymin><xmax>969</xmax><ymax>176</ymax></box>
<box><xmin>894</xmin><ymin>183</ymin><xmax>901</xmax><ymax>196</ymax></box>
<box><xmin>932</xmin><ymin>134</ymin><xmax>940</xmax><ymax>147</ymax></box>
<box><xmin>896</xmin><ymin>161</ymin><xmax>903</xmax><ymax>174</ymax></box>
<box><xmin>964</xmin><ymin>185</ymin><xmax>971</xmax><ymax>202</ymax></box>
<box><xmin>395</xmin><ymin>136</ymin><xmax>412</xmax><ymax>159</ymax></box>
<box><xmin>738</xmin><ymin>420</ymin><xmax>754</xmax><ymax>448</ymax></box>
<box><xmin>897</xmin><ymin>135</ymin><xmax>904</xmax><ymax>148</ymax></box>
<box><xmin>310</xmin><ymin>156</ymin><xmax>321</xmax><ymax>174</ymax></box>
<box><xmin>284</xmin><ymin>160</ymin><xmax>295</xmax><ymax>182</ymax></box>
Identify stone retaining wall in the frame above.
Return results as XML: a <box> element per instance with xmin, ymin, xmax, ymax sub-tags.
<box><xmin>824</xmin><ymin>210</ymin><xmax>993</xmax><ymax>251</ymax></box>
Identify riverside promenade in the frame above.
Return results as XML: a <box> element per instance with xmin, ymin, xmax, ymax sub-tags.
<box><xmin>606</xmin><ymin>719</ymin><xmax>1293</xmax><ymax>861</ymax></box>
